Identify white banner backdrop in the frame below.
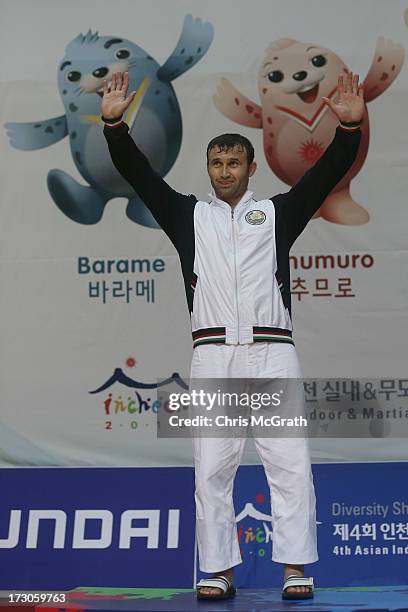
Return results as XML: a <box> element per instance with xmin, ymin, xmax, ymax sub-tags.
<box><xmin>1</xmin><ymin>0</ymin><xmax>407</xmax><ymax>466</ymax></box>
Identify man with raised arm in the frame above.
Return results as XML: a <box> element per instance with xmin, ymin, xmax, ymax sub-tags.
<box><xmin>101</xmin><ymin>70</ymin><xmax>363</xmax><ymax>601</ymax></box>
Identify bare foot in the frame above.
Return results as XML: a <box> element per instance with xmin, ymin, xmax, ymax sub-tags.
<box><xmin>198</xmin><ymin>567</ymin><xmax>234</xmax><ymax>597</ymax></box>
<box><xmin>284</xmin><ymin>564</ymin><xmax>311</xmax><ymax>596</ymax></box>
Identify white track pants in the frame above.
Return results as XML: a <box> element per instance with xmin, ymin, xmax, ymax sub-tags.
<box><xmin>190</xmin><ymin>342</ymin><xmax>318</xmax><ymax>573</ymax></box>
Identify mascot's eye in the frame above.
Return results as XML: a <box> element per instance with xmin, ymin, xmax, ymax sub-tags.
<box><xmin>115</xmin><ymin>48</ymin><xmax>130</xmax><ymax>60</ymax></box>
<box><xmin>93</xmin><ymin>67</ymin><xmax>109</xmax><ymax>78</ymax></box>
<box><xmin>267</xmin><ymin>70</ymin><xmax>284</xmax><ymax>83</ymax></box>
<box><xmin>311</xmin><ymin>54</ymin><xmax>326</xmax><ymax>67</ymax></box>
<box><xmin>66</xmin><ymin>70</ymin><xmax>81</xmax><ymax>82</ymax></box>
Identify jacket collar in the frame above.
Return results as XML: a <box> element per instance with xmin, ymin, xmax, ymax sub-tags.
<box><xmin>209</xmin><ymin>189</ymin><xmax>254</xmax><ymax>210</ymax></box>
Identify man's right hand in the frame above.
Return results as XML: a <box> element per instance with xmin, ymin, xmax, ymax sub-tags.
<box><xmin>101</xmin><ymin>71</ymin><xmax>136</xmax><ymax>120</ymax></box>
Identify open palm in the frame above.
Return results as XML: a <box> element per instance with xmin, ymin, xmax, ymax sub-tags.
<box><xmin>322</xmin><ymin>72</ymin><xmax>364</xmax><ymax>123</ymax></box>
<box><xmin>101</xmin><ymin>71</ymin><xmax>136</xmax><ymax>120</ymax></box>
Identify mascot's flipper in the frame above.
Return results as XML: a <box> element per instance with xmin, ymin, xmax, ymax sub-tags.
<box><xmin>4</xmin><ymin>115</ymin><xmax>68</xmax><ymax>150</ymax></box>
<box><xmin>126</xmin><ymin>195</ymin><xmax>160</xmax><ymax>229</ymax></box>
<box><xmin>364</xmin><ymin>37</ymin><xmax>404</xmax><ymax>103</ymax></box>
<box><xmin>157</xmin><ymin>14</ymin><xmax>214</xmax><ymax>82</ymax></box>
<box><xmin>213</xmin><ymin>78</ymin><xmax>262</xmax><ymax>128</ymax></box>
<box><xmin>47</xmin><ymin>169</ymin><xmax>108</xmax><ymax>225</ymax></box>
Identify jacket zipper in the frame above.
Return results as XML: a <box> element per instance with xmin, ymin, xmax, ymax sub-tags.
<box><xmin>231</xmin><ymin>207</ymin><xmax>240</xmax><ymax>342</ymax></box>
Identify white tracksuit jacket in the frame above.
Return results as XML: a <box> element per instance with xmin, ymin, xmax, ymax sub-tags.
<box><xmin>104</xmin><ymin>120</ymin><xmax>361</xmax><ymax>349</ymax></box>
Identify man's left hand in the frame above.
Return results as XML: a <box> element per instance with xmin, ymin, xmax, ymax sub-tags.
<box><xmin>322</xmin><ymin>72</ymin><xmax>364</xmax><ymax>123</ymax></box>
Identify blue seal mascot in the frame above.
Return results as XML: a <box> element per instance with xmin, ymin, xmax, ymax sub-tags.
<box><xmin>4</xmin><ymin>15</ymin><xmax>214</xmax><ymax>228</ymax></box>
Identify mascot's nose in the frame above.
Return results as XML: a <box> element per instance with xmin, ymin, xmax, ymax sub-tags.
<box><xmin>293</xmin><ymin>70</ymin><xmax>307</xmax><ymax>81</ymax></box>
<box><xmin>92</xmin><ymin>67</ymin><xmax>109</xmax><ymax>79</ymax></box>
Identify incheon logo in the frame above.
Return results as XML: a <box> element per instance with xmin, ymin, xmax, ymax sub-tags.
<box><xmin>235</xmin><ymin>494</ymin><xmax>322</xmax><ymax>559</ymax></box>
<box><xmin>90</xmin><ymin>356</ymin><xmax>188</xmax><ymax>429</ymax></box>
<box><xmin>236</xmin><ymin>496</ymin><xmax>274</xmax><ymax>558</ymax></box>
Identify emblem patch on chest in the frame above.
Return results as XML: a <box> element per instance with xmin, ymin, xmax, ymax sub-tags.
<box><xmin>245</xmin><ymin>209</ymin><xmax>266</xmax><ymax>225</ymax></box>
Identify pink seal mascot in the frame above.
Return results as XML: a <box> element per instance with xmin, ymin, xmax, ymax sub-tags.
<box><xmin>214</xmin><ymin>37</ymin><xmax>404</xmax><ymax>225</ymax></box>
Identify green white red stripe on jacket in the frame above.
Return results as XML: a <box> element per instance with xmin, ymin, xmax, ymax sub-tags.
<box><xmin>192</xmin><ymin>326</ymin><xmax>294</xmax><ymax>348</ymax></box>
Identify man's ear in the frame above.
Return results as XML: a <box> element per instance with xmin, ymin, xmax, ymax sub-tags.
<box><xmin>249</xmin><ymin>161</ymin><xmax>257</xmax><ymax>177</ymax></box>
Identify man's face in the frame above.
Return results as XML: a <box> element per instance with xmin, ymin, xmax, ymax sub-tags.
<box><xmin>207</xmin><ymin>145</ymin><xmax>257</xmax><ymax>205</ymax></box>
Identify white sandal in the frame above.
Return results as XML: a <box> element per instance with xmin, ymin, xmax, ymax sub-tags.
<box><xmin>196</xmin><ymin>575</ymin><xmax>236</xmax><ymax>600</ymax></box>
<box><xmin>282</xmin><ymin>574</ymin><xmax>314</xmax><ymax>600</ymax></box>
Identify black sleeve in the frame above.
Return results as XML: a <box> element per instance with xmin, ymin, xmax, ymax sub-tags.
<box><xmin>103</xmin><ymin>121</ymin><xmax>196</xmax><ymax>247</ymax></box>
<box><xmin>275</xmin><ymin>125</ymin><xmax>362</xmax><ymax>247</ymax></box>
